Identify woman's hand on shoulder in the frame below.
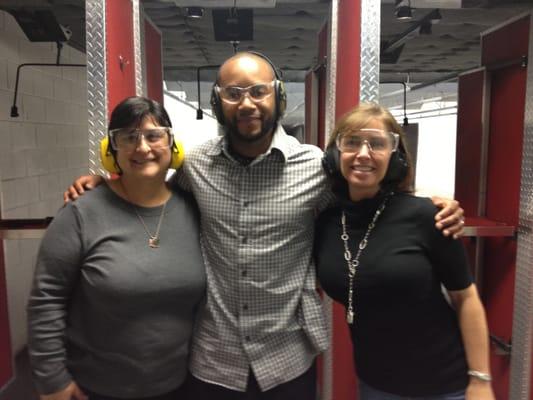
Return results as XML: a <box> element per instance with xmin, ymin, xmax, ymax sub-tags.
<box><xmin>63</xmin><ymin>175</ymin><xmax>105</xmax><ymax>203</ymax></box>
<box><xmin>466</xmin><ymin>379</ymin><xmax>495</xmax><ymax>400</ymax></box>
<box><xmin>40</xmin><ymin>381</ymin><xmax>88</xmax><ymax>400</ymax></box>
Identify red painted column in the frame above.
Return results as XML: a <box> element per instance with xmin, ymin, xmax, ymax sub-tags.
<box><xmin>330</xmin><ymin>1</ymin><xmax>361</xmax><ymax>400</ymax></box>
<box><xmin>106</xmin><ymin>0</ymin><xmax>136</xmax><ymax>115</ymax></box>
<box><xmin>317</xmin><ymin>23</ymin><xmax>328</xmax><ymax>149</ymax></box>
<box><xmin>455</xmin><ymin>70</ymin><xmax>485</xmax><ymax>216</ymax></box>
<box><xmin>144</xmin><ymin>18</ymin><xmax>163</xmax><ymax>104</ymax></box>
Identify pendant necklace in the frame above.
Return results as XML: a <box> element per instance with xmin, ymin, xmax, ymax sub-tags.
<box><xmin>340</xmin><ymin>194</ymin><xmax>392</xmax><ymax>324</ymax></box>
<box><xmin>119</xmin><ymin>180</ymin><xmax>168</xmax><ymax>249</ymax></box>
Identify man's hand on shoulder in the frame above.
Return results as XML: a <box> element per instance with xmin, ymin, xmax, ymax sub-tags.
<box><xmin>431</xmin><ymin>196</ymin><xmax>465</xmax><ymax>239</ymax></box>
<box><xmin>63</xmin><ymin>175</ymin><xmax>104</xmax><ymax>203</ymax></box>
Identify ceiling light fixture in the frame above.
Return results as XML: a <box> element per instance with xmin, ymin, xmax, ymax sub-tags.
<box><xmin>186</xmin><ymin>7</ymin><xmax>204</xmax><ymax>19</ymax></box>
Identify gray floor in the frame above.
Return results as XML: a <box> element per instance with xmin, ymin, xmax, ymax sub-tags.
<box><xmin>0</xmin><ymin>349</ymin><xmax>38</xmax><ymax>400</ymax></box>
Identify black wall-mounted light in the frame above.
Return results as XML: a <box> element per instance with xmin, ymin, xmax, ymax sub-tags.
<box><xmin>6</xmin><ymin>8</ymin><xmax>84</xmax><ymax>118</ymax></box>
<box><xmin>186</xmin><ymin>7</ymin><xmax>204</xmax><ymax>19</ymax></box>
<box><xmin>419</xmin><ymin>21</ymin><xmax>432</xmax><ymax>35</ymax></box>
<box><xmin>395</xmin><ymin>0</ymin><xmax>413</xmax><ymax>21</ymax></box>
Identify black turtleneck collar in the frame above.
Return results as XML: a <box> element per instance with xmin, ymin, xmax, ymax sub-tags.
<box><xmin>339</xmin><ymin>189</ymin><xmax>394</xmax><ymax>222</ymax></box>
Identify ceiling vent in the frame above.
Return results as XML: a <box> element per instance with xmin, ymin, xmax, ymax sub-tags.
<box><xmin>212</xmin><ymin>8</ymin><xmax>253</xmax><ymax>42</ymax></box>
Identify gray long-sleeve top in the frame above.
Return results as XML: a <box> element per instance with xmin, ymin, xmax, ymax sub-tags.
<box><xmin>27</xmin><ymin>184</ymin><xmax>206</xmax><ymax>398</ymax></box>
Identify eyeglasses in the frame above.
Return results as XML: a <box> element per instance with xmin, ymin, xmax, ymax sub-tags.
<box><xmin>215</xmin><ymin>81</ymin><xmax>275</xmax><ymax>104</ymax></box>
<box><xmin>336</xmin><ymin>129</ymin><xmax>399</xmax><ymax>154</ymax></box>
<box><xmin>108</xmin><ymin>127</ymin><xmax>173</xmax><ymax>152</ymax></box>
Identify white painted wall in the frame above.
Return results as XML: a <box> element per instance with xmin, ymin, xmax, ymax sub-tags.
<box><xmin>411</xmin><ymin>104</ymin><xmax>457</xmax><ymax>199</ymax></box>
<box><xmin>390</xmin><ymin>101</ymin><xmax>458</xmax><ymax>199</ymax></box>
<box><xmin>0</xmin><ymin>10</ymin><xmax>88</xmax><ymax>355</ymax></box>
<box><xmin>163</xmin><ymin>86</ymin><xmax>218</xmax><ymax>152</ymax></box>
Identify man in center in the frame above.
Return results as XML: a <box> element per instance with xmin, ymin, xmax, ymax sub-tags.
<box><xmin>65</xmin><ymin>52</ymin><xmax>464</xmax><ymax>400</ymax></box>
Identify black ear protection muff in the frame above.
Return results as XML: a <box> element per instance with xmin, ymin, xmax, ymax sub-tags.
<box><xmin>321</xmin><ymin>144</ymin><xmax>342</xmax><ymax>182</ymax></box>
<box><xmin>380</xmin><ymin>148</ymin><xmax>409</xmax><ymax>189</ymax></box>
<box><xmin>321</xmin><ymin>143</ymin><xmax>409</xmax><ymax>192</ymax></box>
<box><xmin>210</xmin><ymin>51</ymin><xmax>287</xmax><ymax>125</ymax></box>
<box><xmin>99</xmin><ymin>135</ymin><xmax>185</xmax><ymax>174</ymax></box>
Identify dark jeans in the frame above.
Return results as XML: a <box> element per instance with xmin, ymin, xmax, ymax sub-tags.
<box><xmin>186</xmin><ymin>364</ymin><xmax>317</xmax><ymax>400</ymax></box>
<box><xmin>358</xmin><ymin>380</ymin><xmax>465</xmax><ymax>400</ymax></box>
<box><xmin>81</xmin><ymin>384</ymin><xmax>187</xmax><ymax>400</ymax></box>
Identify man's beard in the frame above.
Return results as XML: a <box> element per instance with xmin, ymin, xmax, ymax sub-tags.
<box><xmin>224</xmin><ymin>114</ymin><xmax>276</xmax><ymax>145</ymax></box>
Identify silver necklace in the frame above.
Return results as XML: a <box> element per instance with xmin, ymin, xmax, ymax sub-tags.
<box><xmin>134</xmin><ymin>201</ymin><xmax>167</xmax><ymax>248</ymax></box>
<box><xmin>340</xmin><ymin>195</ymin><xmax>391</xmax><ymax>324</ymax></box>
<box><xmin>119</xmin><ymin>181</ymin><xmax>168</xmax><ymax>249</ymax></box>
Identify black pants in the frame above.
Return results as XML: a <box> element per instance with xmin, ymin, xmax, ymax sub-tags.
<box><xmin>81</xmin><ymin>384</ymin><xmax>187</xmax><ymax>400</ymax></box>
<box><xmin>186</xmin><ymin>364</ymin><xmax>317</xmax><ymax>400</ymax></box>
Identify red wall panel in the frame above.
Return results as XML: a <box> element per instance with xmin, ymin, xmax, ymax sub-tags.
<box><xmin>144</xmin><ymin>19</ymin><xmax>163</xmax><ymax>104</ymax></box>
<box><xmin>455</xmin><ymin>70</ymin><xmax>485</xmax><ymax>216</ymax></box>
<box><xmin>305</xmin><ymin>72</ymin><xmax>314</xmax><ymax>144</ymax></box>
<box><xmin>106</xmin><ymin>0</ymin><xmax>136</xmax><ymax>115</ymax></box>
<box><xmin>0</xmin><ymin>242</ymin><xmax>13</xmax><ymax>390</ymax></box>
<box><xmin>482</xmin><ymin>16</ymin><xmax>529</xmax><ymax>66</ymax></box>
<box><xmin>317</xmin><ymin>23</ymin><xmax>328</xmax><ymax>149</ymax></box>
<box><xmin>335</xmin><ymin>0</ymin><xmax>361</xmax><ymax>120</ymax></box>
<box><xmin>331</xmin><ymin>1</ymin><xmax>361</xmax><ymax>399</ymax></box>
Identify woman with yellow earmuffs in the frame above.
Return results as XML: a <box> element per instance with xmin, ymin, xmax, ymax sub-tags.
<box><xmin>27</xmin><ymin>96</ymin><xmax>206</xmax><ymax>400</ymax></box>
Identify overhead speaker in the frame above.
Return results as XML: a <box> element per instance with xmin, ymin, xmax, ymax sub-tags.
<box><xmin>212</xmin><ymin>8</ymin><xmax>253</xmax><ymax>42</ymax></box>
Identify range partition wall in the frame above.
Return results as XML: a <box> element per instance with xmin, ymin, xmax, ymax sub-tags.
<box><xmin>455</xmin><ymin>12</ymin><xmax>533</xmax><ymax>400</ymax></box>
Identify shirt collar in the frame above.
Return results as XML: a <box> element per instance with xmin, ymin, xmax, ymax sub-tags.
<box><xmin>206</xmin><ymin>124</ymin><xmax>292</xmax><ymax>163</ymax></box>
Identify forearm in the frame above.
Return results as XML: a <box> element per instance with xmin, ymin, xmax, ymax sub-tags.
<box><xmin>453</xmin><ymin>287</ymin><xmax>490</xmax><ymax>374</ymax></box>
<box><xmin>28</xmin><ymin>295</ymin><xmax>72</xmax><ymax>394</ymax></box>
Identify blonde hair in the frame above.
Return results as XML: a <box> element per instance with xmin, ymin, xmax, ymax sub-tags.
<box><xmin>327</xmin><ymin>102</ymin><xmax>414</xmax><ymax>193</ymax></box>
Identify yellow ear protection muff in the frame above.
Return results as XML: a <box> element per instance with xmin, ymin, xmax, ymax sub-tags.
<box><xmin>99</xmin><ymin>134</ymin><xmax>185</xmax><ymax>174</ymax></box>
<box><xmin>210</xmin><ymin>51</ymin><xmax>287</xmax><ymax>125</ymax></box>
<box><xmin>100</xmin><ymin>136</ymin><xmax>119</xmax><ymax>174</ymax></box>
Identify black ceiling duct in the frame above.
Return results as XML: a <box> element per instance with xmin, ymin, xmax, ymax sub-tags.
<box><xmin>7</xmin><ymin>8</ymin><xmax>71</xmax><ymax>42</ymax></box>
<box><xmin>212</xmin><ymin>8</ymin><xmax>253</xmax><ymax>42</ymax></box>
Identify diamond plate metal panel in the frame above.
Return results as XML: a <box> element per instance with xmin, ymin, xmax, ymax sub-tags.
<box><xmin>510</xmin><ymin>13</ymin><xmax>533</xmax><ymax>400</ymax></box>
<box><xmin>86</xmin><ymin>0</ymin><xmax>107</xmax><ymax>176</ymax></box>
<box><xmin>132</xmin><ymin>0</ymin><xmax>144</xmax><ymax>96</ymax></box>
<box><xmin>359</xmin><ymin>0</ymin><xmax>380</xmax><ymax>102</ymax></box>
<box><xmin>321</xmin><ymin>2</ymin><xmax>338</xmax><ymax>400</ymax></box>
<box><xmin>140</xmin><ymin>5</ymin><xmax>148</xmax><ymax>97</ymax></box>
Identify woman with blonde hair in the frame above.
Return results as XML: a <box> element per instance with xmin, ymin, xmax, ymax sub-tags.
<box><xmin>315</xmin><ymin>102</ymin><xmax>494</xmax><ymax>400</ymax></box>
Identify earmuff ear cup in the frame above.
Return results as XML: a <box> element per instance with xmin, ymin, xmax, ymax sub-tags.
<box><xmin>322</xmin><ymin>145</ymin><xmax>341</xmax><ymax>180</ymax></box>
<box><xmin>170</xmin><ymin>137</ymin><xmax>185</xmax><ymax>169</ymax></box>
<box><xmin>382</xmin><ymin>149</ymin><xmax>408</xmax><ymax>188</ymax></box>
<box><xmin>210</xmin><ymin>86</ymin><xmax>225</xmax><ymax>125</ymax></box>
<box><xmin>322</xmin><ymin>145</ymin><xmax>350</xmax><ymax>197</ymax></box>
<box><xmin>100</xmin><ymin>136</ymin><xmax>120</xmax><ymax>174</ymax></box>
<box><xmin>276</xmin><ymin>80</ymin><xmax>287</xmax><ymax>119</ymax></box>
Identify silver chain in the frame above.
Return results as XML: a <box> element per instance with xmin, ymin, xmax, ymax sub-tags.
<box><xmin>119</xmin><ymin>180</ymin><xmax>168</xmax><ymax>248</ymax></box>
<box><xmin>340</xmin><ymin>195</ymin><xmax>391</xmax><ymax>324</ymax></box>
<box><xmin>132</xmin><ymin>200</ymin><xmax>167</xmax><ymax>248</ymax></box>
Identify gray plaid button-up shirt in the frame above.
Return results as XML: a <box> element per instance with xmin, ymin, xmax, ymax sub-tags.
<box><xmin>173</xmin><ymin>126</ymin><xmax>333</xmax><ymax>391</ymax></box>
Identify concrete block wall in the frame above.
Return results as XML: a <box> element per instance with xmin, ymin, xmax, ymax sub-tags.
<box><xmin>0</xmin><ymin>10</ymin><xmax>89</xmax><ymax>355</ymax></box>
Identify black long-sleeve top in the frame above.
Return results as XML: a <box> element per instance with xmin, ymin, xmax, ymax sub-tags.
<box><xmin>314</xmin><ymin>192</ymin><xmax>472</xmax><ymax>396</ymax></box>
